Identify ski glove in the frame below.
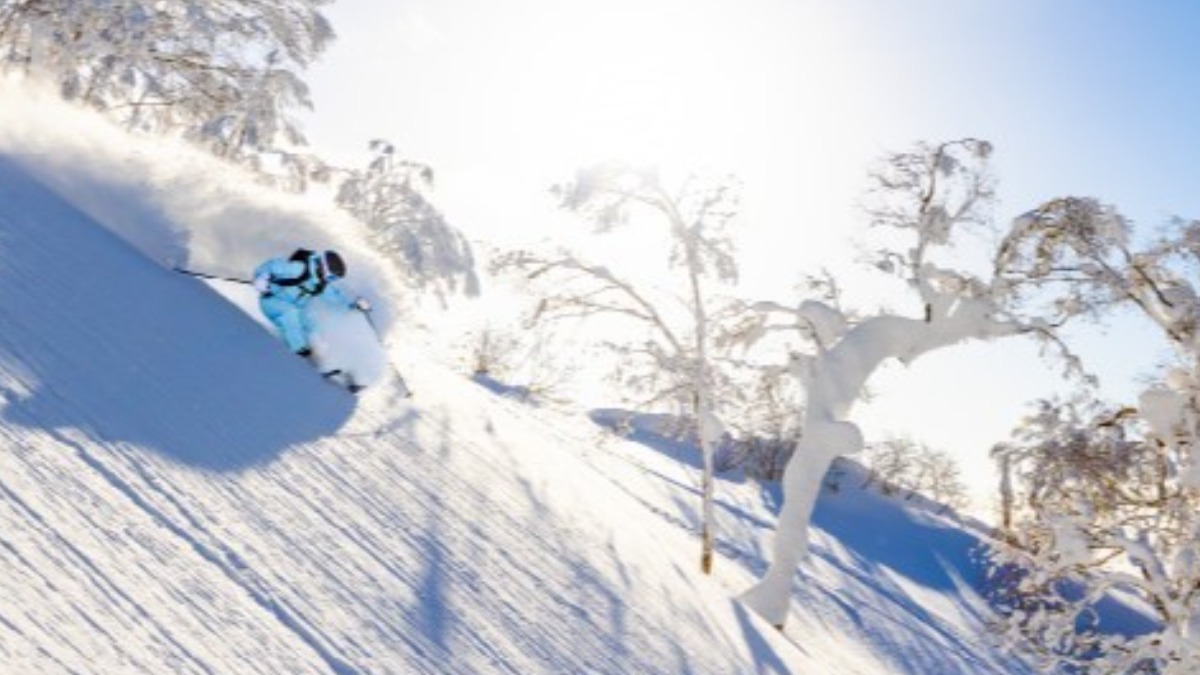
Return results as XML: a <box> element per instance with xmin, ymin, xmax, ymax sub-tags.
<box><xmin>353</xmin><ymin>298</ymin><xmax>372</xmax><ymax>312</ymax></box>
<box><xmin>253</xmin><ymin>274</ymin><xmax>271</xmax><ymax>294</ymax></box>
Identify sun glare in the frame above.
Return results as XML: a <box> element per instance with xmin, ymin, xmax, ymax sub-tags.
<box><xmin>486</xmin><ymin>0</ymin><xmax>796</xmax><ymax>172</ymax></box>
<box><xmin>442</xmin><ymin>0</ymin><xmax>875</xmax><ymax>291</ymax></box>
<box><xmin>309</xmin><ymin>0</ymin><xmax>884</xmax><ymax>297</ymax></box>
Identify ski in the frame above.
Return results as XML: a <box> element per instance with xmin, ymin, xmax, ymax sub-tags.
<box><xmin>322</xmin><ymin>369</ymin><xmax>364</xmax><ymax>394</ymax></box>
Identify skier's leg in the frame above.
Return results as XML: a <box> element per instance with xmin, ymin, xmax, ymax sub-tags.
<box><xmin>297</xmin><ymin>304</ymin><xmax>322</xmax><ymax>353</ymax></box>
<box><xmin>277</xmin><ymin>308</ymin><xmax>311</xmax><ymax>354</ymax></box>
<box><xmin>260</xmin><ymin>296</ymin><xmax>311</xmax><ymax>354</ymax></box>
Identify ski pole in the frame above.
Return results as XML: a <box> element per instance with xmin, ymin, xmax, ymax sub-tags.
<box><xmin>357</xmin><ymin>307</ymin><xmax>413</xmax><ymax>398</ymax></box>
<box><xmin>173</xmin><ymin>267</ymin><xmax>253</xmax><ymax>285</ymax></box>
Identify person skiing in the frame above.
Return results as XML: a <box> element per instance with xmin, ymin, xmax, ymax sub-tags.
<box><xmin>252</xmin><ymin>248</ymin><xmax>370</xmax><ymax>358</ymax></box>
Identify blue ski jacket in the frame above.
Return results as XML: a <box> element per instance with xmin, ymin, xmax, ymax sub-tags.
<box><xmin>253</xmin><ymin>253</ymin><xmax>353</xmax><ymax>309</ymax></box>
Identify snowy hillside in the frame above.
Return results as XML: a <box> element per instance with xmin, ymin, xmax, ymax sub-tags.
<box><xmin>0</xmin><ymin>102</ymin><xmax>1051</xmax><ymax>674</ymax></box>
<box><xmin>0</xmin><ymin>155</ymin><xmax>803</xmax><ymax>672</ymax></box>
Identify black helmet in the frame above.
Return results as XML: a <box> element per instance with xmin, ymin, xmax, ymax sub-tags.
<box><xmin>322</xmin><ymin>250</ymin><xmax>346</xmax><ymax>278</ymax></box>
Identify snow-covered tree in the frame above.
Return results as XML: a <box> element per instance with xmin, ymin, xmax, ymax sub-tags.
<box><xmin>494</xmin><ymin>162</ymin><xmax>741</xmax><ymax>574</ymax></box>
<box><xmin>0</xmin><ymin>0</ymin><xmax>333</xmax><ymax>180</ymax></box>
<box><xmin>984</xmin><ymin>200</ymin><xmax>1200</xmax><ymax>672</ymax></box>
<box><xmin>335</xmin><ymin>140</ymin><xmax>479</xmax><ymax>304</ymax></box>
<box><xmin>737</xmin><ymin>139</ymin><xmax>1081</xmax><ymax>628</ymax></box>
<box><xmin>988</xmin><ymin>398</ymin><xmax>1200</xmax><ymax>673</ymax></box>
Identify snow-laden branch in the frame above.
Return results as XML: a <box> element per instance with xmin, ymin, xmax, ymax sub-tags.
<box><xmin>496</xmin><ymin>250</ymin><xmax>686</xmax><ymax>354</ymax></box>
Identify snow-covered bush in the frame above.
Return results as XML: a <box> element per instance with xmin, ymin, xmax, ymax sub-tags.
<box><xmin>717</xmin><ymin>367</ymin><xmax>804</xmax><ymax>481</ymax></box>
<box><xmin>460</xmin><ymin>323</ymin><xmax>578</xmax><ymax>407</ymax></box>
<box><xmin>862</xmin><ymin>436</ymin><xmax>969</xmax><ymax>514</ymax></box>
<box><xmin>465</xmin><ymin>324</ymin><xmax>520</xmax><ymax>378</ymax></box>
<box><xmin>988</xmin><ymin>398</ymin><xmax>1200</xmax><ymax>673</ymax></box>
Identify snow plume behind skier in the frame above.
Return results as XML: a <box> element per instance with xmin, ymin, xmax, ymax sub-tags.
<box><xmin>0</xmin><ymin>82</ymin><xmax>404</xmax><ymax>393</ymax></box>
<box><xmin>254</xmin><ymin>249</ymin><xmax>386</xmax><ymax>387</ymax></box>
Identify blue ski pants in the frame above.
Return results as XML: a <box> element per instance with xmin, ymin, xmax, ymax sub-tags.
<box><xmin>259</xmin><ymin>295</ymin><xmax>315</xmax><ymax>354</ymax></box>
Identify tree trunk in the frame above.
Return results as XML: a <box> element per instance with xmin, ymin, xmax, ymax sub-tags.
<box><xmin>742</xmin><ymin>299</ymin><xmax>1020</xmax><ymax>627</ymax></box>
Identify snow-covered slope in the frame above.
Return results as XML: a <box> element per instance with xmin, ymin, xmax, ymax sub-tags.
<box><xmin>0</xmin><ymin>97</ymin><xmax>1045</xmax><ymax>674</ymax></box>
<box><xmin>0</xmin><ymin>151</ymin><xmax>811</xmax><ymax>673</ymax></box>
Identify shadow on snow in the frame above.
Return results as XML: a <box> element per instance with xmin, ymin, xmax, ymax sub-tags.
<box><xmin>0</xmin><ymin>154</ymin><xmax>354</xmax><ymax>471</ymax></box>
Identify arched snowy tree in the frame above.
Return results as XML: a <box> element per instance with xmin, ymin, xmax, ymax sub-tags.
<box><xmin>737</xmin><ymin>139</ymin><xmax>1084</xmax><ymax>628</ymax></box>
<box><xmin>0</xmin><ymin>0</ymin><xmax>333</xmax><ymax>180</ymax></box>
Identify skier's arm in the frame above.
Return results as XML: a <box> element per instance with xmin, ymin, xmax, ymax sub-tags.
<box><xmin>320</xmin><ymin>281</ymin><xmax>369</xmax><ymax>311</ymax></box>
<box><xmin>319</xmin><ymin>280</ymin><xmax>351</xmax><ymax>306</ymax></box>
<box><xmin>253</xmin><ymin>258</ymin><xmax>304</xmax><ymax>294</ymax></box>
<box><xmin>252</xmin><ymin>260</ymin><xmax>276</xmax><ymax>294</ymax></box>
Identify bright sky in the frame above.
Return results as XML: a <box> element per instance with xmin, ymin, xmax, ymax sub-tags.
<box><xmin>300</xmin><ymin>0</ymin><xmax>1200</xmax><ymax>518</ymax></box>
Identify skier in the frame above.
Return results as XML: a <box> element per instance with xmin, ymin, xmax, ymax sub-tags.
<box><xmin>252</xmin><ymin>248</ymin><xmax>371</xmax><ymax>358</ymax></box>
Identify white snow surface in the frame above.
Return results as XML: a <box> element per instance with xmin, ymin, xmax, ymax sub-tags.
<box><xmin>0</xmin><ymin>87</ymin><xmax>1041</xmax><ymax>674</ymax></box>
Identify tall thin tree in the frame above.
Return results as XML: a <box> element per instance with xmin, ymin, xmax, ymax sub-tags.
<box><xmin>496</xmin><ymin>162</ymin><xmax>741</xmax><ymax>573</ymax></box>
